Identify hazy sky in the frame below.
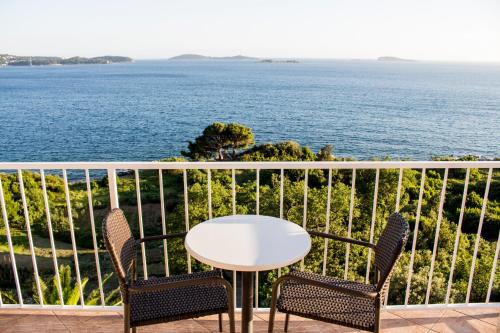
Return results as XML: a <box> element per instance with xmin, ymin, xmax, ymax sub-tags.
<box><xmin>1</xmin><ymin>0</ymin><xmax>499</xmax><ymax>62</ymax></box>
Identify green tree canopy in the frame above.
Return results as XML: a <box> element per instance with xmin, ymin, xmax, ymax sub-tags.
<box><xmin>239</xmin><ymin>141</ymin><xmax>316</xmax><ymax>161</ymax></box>
<box><xmin>181</xmin><ymin>122</ymin><xmax>254</xmax><ymax>160</ymax></box>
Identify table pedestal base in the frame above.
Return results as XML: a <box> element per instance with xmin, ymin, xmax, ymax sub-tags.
<box><xmin>241</xmin><ymin>272</ymin><xmax>254</xmax><ymax>333</ymax></box>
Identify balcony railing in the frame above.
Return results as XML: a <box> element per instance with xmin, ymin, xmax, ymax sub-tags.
<box><xmin>0</xmin><ymin>160</ymin><xmax>498</xmax><ymax>311</ymax></box>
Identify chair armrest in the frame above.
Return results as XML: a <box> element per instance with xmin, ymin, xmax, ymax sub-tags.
<box><xmin>275</xmin><ymin>274</ymin><xmax>378</xmax><ymax>300</ymax></box>
<box><xmin>128</xmin><ymin>275</ymin><xmax>231</xmax><ymax>294</ymax></box>
<box><xmin>136</xmin><ymin>232</ymin><xmax>187</xmax><ymax>244</ymax></box>
<box><xmin>308</xmin><ymin>230</ymin><xmax>376</xmax><ymax>249</ymax></box>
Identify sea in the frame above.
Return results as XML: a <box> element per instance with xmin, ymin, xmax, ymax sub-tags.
<box><xmin>1</xmin><ymin>59</ymin><xmax>499</xmax><ymax>162</ymax></box>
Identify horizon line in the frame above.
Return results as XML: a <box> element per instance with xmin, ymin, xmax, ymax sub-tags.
<box><xmin>2</xmin><ymin>52</ymin><xmax>500</xmax><ymax>64</ymax></box>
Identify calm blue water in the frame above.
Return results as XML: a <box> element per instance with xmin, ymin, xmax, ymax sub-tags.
<box><xmin>1</xmin><ymin>60</ymin><xmax>499</xmax><ymax>161</ymax></box>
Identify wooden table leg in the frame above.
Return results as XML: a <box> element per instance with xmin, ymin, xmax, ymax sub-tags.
<box><xmin>241</xmin><ymin>271</ymin><xmax>254</xmax><ymax>333</ymax></box>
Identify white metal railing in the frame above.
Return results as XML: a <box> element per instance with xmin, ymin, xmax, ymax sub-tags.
<box><xmin>0</xmin><ymin>160</ymin><xmax>498</xmax><ymax>311</ymax></box>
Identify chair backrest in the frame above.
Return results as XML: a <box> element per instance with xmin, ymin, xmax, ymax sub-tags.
<box><xmin>102</xmin><ymin>208</ymin><xmax>136</xmax><ymax>285</ymax></box>
<box><xmin>374</xmin><ymin>212</ymin><xmax>409</xmax><ymax>291</ymax></box>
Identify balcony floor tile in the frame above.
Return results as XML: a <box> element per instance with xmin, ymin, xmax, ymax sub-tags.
<box><xmin>389</xmin><ymin>309</ymin><xmax>445</xmax><ymax>329</ymax></box>
<box><xmin>453</xmin><ymin>307</ymin><xmax>499</xmax><ymax>327</ymax></box>
<box><xmin>428</xmin><ymin>310</ymin><xmax>497</xmax><ymax>333</ymax></box>
<box><xmin>0</xmin><ymin>308</ymin><xmax>498</xmax><ymax>332</ymax></box>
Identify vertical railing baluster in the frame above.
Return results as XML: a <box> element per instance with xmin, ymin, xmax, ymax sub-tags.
<box><xmin>19</xmin><ymin>170</ymin><xmax>44</xmax><ymax>305</ymax></box>
<box><xmin>466</xmin><ymin>168</ymin><xmax>493</xmax><ymax>303</ymax></box>
<box><xmin>0</xmin><ymin>177</ymin><xmax>23</xmax><ymax>305</ymax></box>
<box><xmin>183</xmin><ymin>169</ymin><xmax>192</xmax><ymax>274</ymax></box>
<box><xmin>255</xmin><ymin>168</ymin><xmax>260</xmax><ymax>307</ymax></box>
<box><xmin>39</xmin><ymin>169</ymin><xmax>63</xmax><ymax>305</ymax></box>
<box><xmin>395</xmin><ymin>168</ymin><xmax>403</xmax><ymax>212</ymax></box>
<box><xmin>159</xmin><ymin>169</ymin><xmax>170</xmax><ymax>277</ymax></box>
<box><xmin>63</xmin><ymin>170</ymin><xmax>84</xmax><ymax>306</ymax></box>
<box><xmin>107</xmin><ymin>169</ymin><xmax>119</xmax><ymax>209</ymax></box>
<box><xmin>344</xmin><ymin>169</ymin><xmax>356</xmax><ymax>279</ymax></box>
<box><xmin>205</xmin><ymin>169</ymin><xmax>214</xmax><ymax>270</ymax></box>
<box><xmin>322</xmin><ymin>169</ymin><xmax>333</xmax><ymax>276</ymax></box>
<box><xmin>135</xmin><ymin>169</ymin><xmax>148</xmax><ymax>279</ymax></box>
<box><xmin>85</xmin><ymin>169</ymin><xmax>105</xmax><ymax>305</ymax></box>
<box><xmin>301</xmin><ymin>169</ymin><xmax>309</xmax><ymax>271</ymax></box>
<box><xmin>365</xmin><ymin>169</ymin><xmax>379</xmax><ymax>283</ymax></box>
<box><xmin>208</xmin><ymin>169</ymin><xmax>213</xmax><ymax>219</ymax></box>
<box><xmin>256</xmin><ymin>169</ymin><xmax>260</xmax><ymax>215</ymax></box>
<box><xmin>446</xmin><ymin>168</ymin><xmax>470</xmax><ymax>304</ymax></box>
<box><xmin>230</xmin><ymin>169</ymin><xmax>237</xmax><ymax>306</ymax></box>
<box><xmin>384</xmin><ymin>168</ymin><xmax>404</xmax><ymax>305</ymax></box>
<box><xmin>404</xmin><ymin>168</ymin><xmax>426</xmax><ymax>305</ymax></box>
<box><xmin>279</xmin><ymin>169</ymin><xmax>284</xmax><ymax>219</ymax></box>
<box><xmin>486</xmin><ymin>230</ymin><xmax>500</xmax><ymax>303</ymax></box>
<box><xmin>232</xmin><ymin>169</ymin><xmax>236</xmax><ymax>215</ymax></box>
<box><xmin>425</xmin><ymin>168</ymin><xmax>448</xmax><ymax>304</ymax></box>
<box><xmin>279</xmin><ymin>169</ymin><xmax>284</xmax><ymax>277</ymax></box>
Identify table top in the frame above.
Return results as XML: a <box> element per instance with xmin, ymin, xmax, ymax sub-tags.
<box><xmin>185</xmin><ymin>215</ymin><xmax>311</xmax><ymax>271</ymax></box>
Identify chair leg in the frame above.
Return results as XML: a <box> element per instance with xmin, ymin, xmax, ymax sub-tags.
<box><xmin>123</xmin><ymin>302</ymin><xmax>130</xmax><ymax>333</ymax></box>
<box><xmin>228</xmin><ymin>309</ymin><xmax>235</xmax><ymax>333</ymax></box>
<box><xmin>218</xmin><ymin>313</ymin><xmax>223</xmax><ymax>332</ymax></box>
<box><xmin>284</xmin><ymin>313</ymin><xmax>290</xmax><ymax>332</ymax></box>
<box><xmin>374</xmin><ymin>295</ymin><xmax>381</xmax><ymax>333</ymax></box>
<box><xmin>267</xmin><ymin>278</ymin><xmax>281</xmax><ymax>333</ymax></box>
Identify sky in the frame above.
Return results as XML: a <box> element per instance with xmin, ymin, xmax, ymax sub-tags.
<box><xmin>1</xmin><ymin>0</ymin><xmax>499</xmax><ymax>62</ymax></box>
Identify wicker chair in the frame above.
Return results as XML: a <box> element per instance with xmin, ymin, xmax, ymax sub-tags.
<box><xmin>268</xmin><ymin>212</ymin><xmax>409</xmax><ymax>333</ymax></box>
<box><xmin>102</xmin><ymin>208</ymin><xmax>235</xmax><ymax>333</ymax></box>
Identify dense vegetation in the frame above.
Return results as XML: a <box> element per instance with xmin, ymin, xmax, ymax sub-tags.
<box><xmin>0</xmin><ymin>123</ymin><xmax>498</xmax><ymax>307</ymax></box>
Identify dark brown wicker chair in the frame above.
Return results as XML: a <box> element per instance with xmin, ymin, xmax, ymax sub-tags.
<box><xmin>268</xmin><ymin>212</ymin><xmax>409</xmax><ymax>333</ymax></box>
<box><xmin>102</xmin><ymin>208</ymin><xmax>235</xmax><ymax>333</ymax></box>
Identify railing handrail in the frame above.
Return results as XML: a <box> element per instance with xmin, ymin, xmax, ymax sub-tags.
<box><xmin>0</xmin><ymin>160</ymin><xmax>498</xmax><ymax>170</ymax></box>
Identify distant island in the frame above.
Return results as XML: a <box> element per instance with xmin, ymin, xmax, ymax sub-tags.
<box><xmin>169</xmin><ymin>54</ymin><xmax>258</xmax><ymax>61</ymax></box>
<box><xmin>0</xmin><ymin>54</ymin><xmax>133</xmax><ymax>66</ymax></box>
<box><xmin>377</xmin><ymin>56</ymin><xmax>415</xmax><ymax>62</ymax></box>
<box><xmin>259</xmin><ymin>59</ymin><xmax>299</xmax><ymax>64</ymax></box>
<box><xmin>169</xmin><ymin>54</ymin><xmax>303</xmax><ymax>64</ymax></box>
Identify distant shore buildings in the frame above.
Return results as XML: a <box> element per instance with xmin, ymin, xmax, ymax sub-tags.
<box><xmin>0</xmin><ymin>54</ymin><xmax>133</xmax><ymax>66</ymax></box>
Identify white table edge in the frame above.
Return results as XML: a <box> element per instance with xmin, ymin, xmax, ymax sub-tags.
<box><xmin>185</xmin><ymin>239</ymin><xmax>312</xmax><ymax>272</ymax></box>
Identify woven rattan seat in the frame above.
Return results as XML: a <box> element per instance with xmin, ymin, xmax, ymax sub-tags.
<box><xmin>129</xmin><ymin>271</ymin><xmax>229</xmax><ymax>327</ymax></box>
<box><xmin>102</xmin><ymin>208</ymin><xmax>235</xmax><ymax>332</ymax></box>
<box><xmin>277</xmin><ymin>270</ymin><xmax>377</xmax><ymax>331</ymax></box>
<box><xmin>268</xmin><ymin>212</ymin><xmax>409</xmax><ymax>333</ymax></box>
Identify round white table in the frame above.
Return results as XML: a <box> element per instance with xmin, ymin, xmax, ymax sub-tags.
<box><xmin>185</xmin><ymin>215</ymin><xmax>311</xmax><ymax>333</ymax></box>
